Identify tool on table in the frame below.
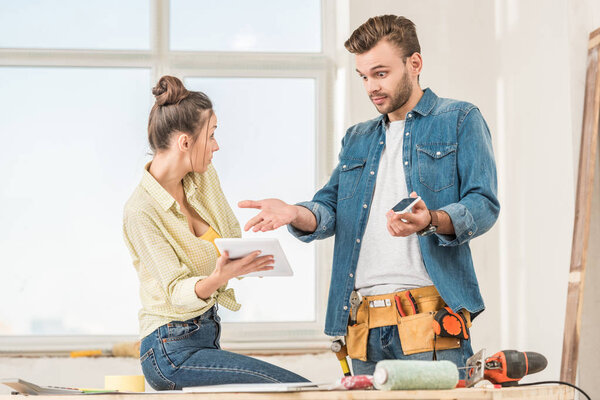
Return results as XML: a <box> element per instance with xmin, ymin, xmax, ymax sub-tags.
<box><xmin>334</xmin><ymin>375</ymin><xmax>374</xmax><ymax>390</ymax></box>
<box><xmin>349</xmin><ymin>290</ymin><xmax>361</xmax><ymax>326</ymax></box>
<box><xmin>464</xmin><ymin>348</ymin><xmax>548</xmax><ymax>387</ymax></box>
<box><xmin>373</xmin><ymin>360</ymin><xmax>458</xmax><ymax>390</ymax></box>
<box><xmin>331</xmin><ymin>338</ymin><xmax>352</xmax><ymax>377</ymax></box>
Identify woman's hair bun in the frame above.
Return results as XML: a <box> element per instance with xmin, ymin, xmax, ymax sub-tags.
<box><xmin>152</xmin><ymin>75</ymin><xmax>190</xmax><ymax>106</ymax></box>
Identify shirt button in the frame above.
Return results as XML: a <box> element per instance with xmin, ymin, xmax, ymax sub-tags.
<box><xmin>363</xmin><ymin>204</ymin><xmax>367</xmax><ymax>209</ymax></box>
<box><xmin>404</xmin><ymin>161</ymin><xmax>408</xmax><ymax>165</ymax></box>
<box><xmin>405</xmin><ymin>132</ymin><xmax>410</xmax><ymax>136</ymax></box>
<box><xmin>342</xmin><ymin>165</ymin><xmax>347</xmax><ymax>169</ymax></box>
<box><xmin>468</xmin><ymin>231</ymin><xmax>473</xmax><ymax>236</ymax></box>
<box><xmin>349</xmin><ymin>273</ymin><xmax>354</xmax><ymax>278</ymax></box>
<box><xmin>356</xmin><ymin>238</ymin><xmax>361</xmax><ymax>243</ymax></box>
<box><xmin>370</xmin><ymin>171</ymin><xmax>375</xmax><ymax>175</ymax></box>
<box><xmin>380</xmin><ymin>141</ymin><xmax>384</xmax><ymax>145</ymax></box>
<box><xmin>322</xmin><ymin>226</ymin><xmax>326</xmax><ymax>231</ymax></box>
<box><xmin>407</xmin><ymin>113</ymin><xmax>412</xmax><ymax>118</ymax></box>
<box><xmin>436</xmin><ymin>151</ymin><xmax>441</xmax><ymax>156</ymax></box>
<box><xmin>343</xmin><ymin>306</ymin><xmax>348</xmax><ymax>311</ymax></box>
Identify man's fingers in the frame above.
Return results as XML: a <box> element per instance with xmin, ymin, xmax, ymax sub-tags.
<box><xmin>387</xmin><ymin>223</ymin><xmax>398</xmax><ymax>236</ymax></box>
<box><xmin>238</xmin><ymin>200</ymin><xmax>262</xmax><ymax>209</ymax></box>
<box><xmin>396</xmin><ymin>212</ymin><xmax>418</xmax><ymax>224</ymax></box>
<box><xmin>386</xmin><ymin>210</ymin><xmax>395</xmax><ymax>220</ymax></box>
<box><xmin>252</xmin><ymin>219</ymin><xmax>272</xmax><ymax>232</ymax></box>
<box><xmin>261</xmin><ymin>223</ymin><xmax>275</xmax><ymax>232</ymax></box>
<box><xmin>244</xmin><ymin>215</ymin><xmax>264</xmax><ymax>232</ymax></box>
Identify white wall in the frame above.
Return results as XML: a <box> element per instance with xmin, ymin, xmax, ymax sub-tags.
<box><xmin>344</xmin><ymin>0</ymin><xmax>597</xmax><ymax>385</ymax></box>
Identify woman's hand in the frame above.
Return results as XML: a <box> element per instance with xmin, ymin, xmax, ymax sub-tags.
<box><xmin>195</xmin><ymin>250</ymin><xmax>274</xmax><ymax>300</ymax></box>
<box><xmin>214</xmin><ymin>250</ymin><xmax>274</xmax><ymax>280</ymax></box>
<box><xmin>239</xmin><ymin>199</ymin><xmax>299</xmax><ymax>232</ymax></box>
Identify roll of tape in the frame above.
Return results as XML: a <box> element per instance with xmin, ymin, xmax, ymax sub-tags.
<box><xmin>105</xmin><ymin>375</ymin><xmax>145</xmax><ymax>392</ymax></box>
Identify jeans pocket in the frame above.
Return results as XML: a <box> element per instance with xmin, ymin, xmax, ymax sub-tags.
<box><xmin>417</xmin><ymin>143</ymin><xmax>457</xmax><ymax>192</ymax></box>
<box><xmin>338</xmin><ymin>158</ymin><xmax>366</xmax><ymax>201</ymax></box>
<box><xmin>140</xmin><ymin>348</ymin><xmax>176</xmax><ymax>391</ymax></box>
<box><xmin>164</xmin><ymin>320</ymin><xmax>200</xmax><ymax>342</ymax></box>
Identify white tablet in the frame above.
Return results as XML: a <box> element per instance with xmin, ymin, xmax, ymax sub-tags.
<box><xmin>213</xmin><ymin>238</ymin><xmax>293</xmax><ymax>277</ymax></box>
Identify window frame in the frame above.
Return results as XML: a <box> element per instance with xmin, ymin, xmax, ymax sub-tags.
<box><xmin>0</xmin><ymin>0</ymin><xmax>337</xmax><ymax>354</ymax></box>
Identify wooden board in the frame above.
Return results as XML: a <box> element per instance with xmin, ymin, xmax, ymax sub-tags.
<box><xmin>0</xmin><ymin>385</ymin><xmax>574</xmax><ymax>400</ymax></box>
<box><xmin>560</xmin><ymin>26</ymin><xmax>600</xmax><ymax>384</ymax></box>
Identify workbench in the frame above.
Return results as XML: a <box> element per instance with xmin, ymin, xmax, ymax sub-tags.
<box><xmin>0</xmin><ymin>385</ymin><xmax>574</xmax><ymax>399</ymax></box>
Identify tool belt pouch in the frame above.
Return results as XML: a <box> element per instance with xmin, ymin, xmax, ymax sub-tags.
<box><xmin>345</xmin><ymin>323</ymin><xmax>368</xmax><ymax>361</ymax></box>
<box><xmin>397</xmin><ymin>312</ymin><xmax>460</xmax><ymax>355</ymax></box>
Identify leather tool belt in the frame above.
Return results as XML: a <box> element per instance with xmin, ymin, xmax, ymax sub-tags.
<box><xmin>345</xmin><ymin>285</ymin><xmax>471</xmax><ymax>361</ymax></box>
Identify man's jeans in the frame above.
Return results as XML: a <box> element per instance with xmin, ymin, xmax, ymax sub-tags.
<box><xmin>140</xmin><ymin>306</ymin><xmax>309</xmax><ymax>390</ymax></box>
<box><xmin>351</xmin><ymin>324</ymin><xmax>473</xmax><ymax>379</ymax></box>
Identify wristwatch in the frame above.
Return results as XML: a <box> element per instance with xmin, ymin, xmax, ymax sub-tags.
<box><xmin>418</xmin><ymin>210</ymin><xmax>439</xmax><ymax>237</ymax></box>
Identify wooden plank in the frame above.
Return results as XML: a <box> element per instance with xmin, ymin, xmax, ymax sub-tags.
<box><xmin>560</xmin><ymin>27</ymin><xmax>600</xmax><ymax>383</ymax></box>
<box><xmin>0</xmin><ymin>385</ymin><xmax>573</xmax><ymax>400</ymax></box>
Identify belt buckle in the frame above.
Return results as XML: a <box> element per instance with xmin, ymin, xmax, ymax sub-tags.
<box><xmin>369</xmin><ymin>299</ymin><xmax>391</xmax><ymax>308</ymax></box>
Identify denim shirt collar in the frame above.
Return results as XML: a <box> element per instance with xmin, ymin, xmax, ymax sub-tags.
<box><xmin>378</xmin><ymin>88</ymin><xmax>438</xmax><ymax>127</ymax></box>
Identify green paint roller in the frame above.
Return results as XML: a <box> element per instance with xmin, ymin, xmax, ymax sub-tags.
<box><xmin>373</xmin><ymin>360</ymin><xmax>459</xmax><ymax>390</ymax></box>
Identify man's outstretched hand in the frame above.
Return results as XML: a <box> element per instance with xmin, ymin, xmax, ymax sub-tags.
<box><xmin>239</xmin><ymin>199</ymin><xmax>298</xmax><ymax>232</ymax></box>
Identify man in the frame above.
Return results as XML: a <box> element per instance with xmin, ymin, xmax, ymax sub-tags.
<box><xmin>240</xmin><ymin>15</ymin><xmax>499</xmax><ymax>375</ymax></box>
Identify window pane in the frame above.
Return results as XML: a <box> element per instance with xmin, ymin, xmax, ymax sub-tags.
<box><xmin>0</xmin><ymin>0</ymin><xmax>150</xmax><ymax>50</ymax></box>
<box><xmin>0</xmin><ymin>67</ymin><xmax>151</xmax><ymax>335</ymax></box>
<box><xmin>185</xmin><ymin>77</ymin><xmax>316</xmax><ymax>322</ymax></box>
<box><xmin>171</xmin><ymin>0</ymin><xmax>321</xmax><ymax>52</ymax></box>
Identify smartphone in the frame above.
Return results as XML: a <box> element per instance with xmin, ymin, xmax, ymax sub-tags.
<box><xmin>392</xmin><ymin>196</ymin><xmax>421</xmax><ymax>214</ymax></box>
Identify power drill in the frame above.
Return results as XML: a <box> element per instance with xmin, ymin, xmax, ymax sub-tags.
<box><xmin>465</xmin><ymin>349</ymin><xmax>548</xmax><ymax>387</ymax></box>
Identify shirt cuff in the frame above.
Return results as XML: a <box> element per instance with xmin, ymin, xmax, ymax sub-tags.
<box><xmin>171</xmin><ymin>276</ymin><xmax>214</xmax><ymax>312</ymax></box>
<box><xmin>436</xmin><ymin>203</ymin><xmax>477</xmax><ymax>246</ymax></box>
<box><xmin>287</xmin><ymin>201</ymin><xmax>332</xmax><ymax>242</ymax></box>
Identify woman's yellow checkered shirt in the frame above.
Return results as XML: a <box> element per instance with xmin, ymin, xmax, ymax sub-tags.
<box><xmin>123</xmin><ymin>163</ymin><xmax>241</xmax><ymax>339</ymax></box>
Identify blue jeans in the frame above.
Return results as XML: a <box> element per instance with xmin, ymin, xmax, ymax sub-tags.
<box><xmin>140</xmin><ymin>306</ymin><xmax>309</xmax><ymax>390</ymax></box>
<box><xmin>351</xmin><ymin>324</ymin><xmax>473</xmax><ymax>379</ymax></box>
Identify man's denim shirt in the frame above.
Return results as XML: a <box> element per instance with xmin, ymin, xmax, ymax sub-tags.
<box><xmin>289</xmin><ymin>88</ymin><xmax>500</xmax><ymax>337</ymax></box>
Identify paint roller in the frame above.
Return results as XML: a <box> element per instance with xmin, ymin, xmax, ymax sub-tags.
<box><xmin>70</xmin><ymin>341</ymin><xmax>140</xmax><ymax>358</ymax></box>
<box><xmin>373</xmin><ymin>360</ymin><xmax>459</xmax><ymax>390</ymax></box>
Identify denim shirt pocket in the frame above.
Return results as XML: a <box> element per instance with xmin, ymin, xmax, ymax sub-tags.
<box><xmin>338</xmin><ymin>158</ymin><xmax>366</xmax><ymax>201</ymax></box>
<box><xmin>417</xmin><ymin>143</ymin><xmax>458</xmax><ymax>192</ymax></box>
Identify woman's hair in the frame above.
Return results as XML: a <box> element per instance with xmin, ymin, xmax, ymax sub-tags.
<box><xmin>148</xmin><ymin>75</ymin><xmax>213</xmax><ymax>152</ymax></box>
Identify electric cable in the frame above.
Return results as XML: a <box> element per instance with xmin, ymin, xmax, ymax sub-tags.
<box><xmin>516</xmin><ymin>380</ymin><xmax>590</xmax><ymax>400</ymax></box>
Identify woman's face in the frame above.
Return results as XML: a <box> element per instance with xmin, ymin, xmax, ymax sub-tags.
<box><xmin>190</xmin><ymin>111</ymin><xmax>219</xmax><ymax>173</ymax></box>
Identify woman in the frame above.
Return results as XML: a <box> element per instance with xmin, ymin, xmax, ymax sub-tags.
<box><xmin>123</xmin><ymin>76</ymin><xmax>309</xmax><ymax>390</ymax></box>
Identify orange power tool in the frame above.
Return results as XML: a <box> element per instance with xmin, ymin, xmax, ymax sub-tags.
<box><xmin>465</xmin><ymin>349</ymin><xmax>548</xmax><ymax>387</ymax></box>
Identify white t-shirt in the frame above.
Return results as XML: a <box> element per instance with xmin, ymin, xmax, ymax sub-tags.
<box><xmin>354</xmin><ymin>120</ymin><xmax>434</xmax><ymax>296</ymax></box>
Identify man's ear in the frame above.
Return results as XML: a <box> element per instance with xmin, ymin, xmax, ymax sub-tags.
<box><xmin>176</xmin><ymin>132</ymin><xmax>191</xmax><ymax>152</ymax></box>
<box><xmin>407</xmin><ymin>52</ymin><xmax>423</xmax><ymax>76</ymax></box>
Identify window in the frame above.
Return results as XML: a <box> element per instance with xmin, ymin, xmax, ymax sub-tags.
<box><xmin>0</xmin><ymin>0</ymin><xmax>334</xmax><ymax>350</ymax></box>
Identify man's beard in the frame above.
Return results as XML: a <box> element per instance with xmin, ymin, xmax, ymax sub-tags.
<box><xmin>372</xmin><ymin>70</ymin><xmax>413</xmax><ymax>115</ymax></box>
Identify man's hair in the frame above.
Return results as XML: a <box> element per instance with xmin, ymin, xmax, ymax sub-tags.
<box><xmin>344</xmin><ymin>15</ymin><xmax>420</xmax><ymax>59</ymax></box>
